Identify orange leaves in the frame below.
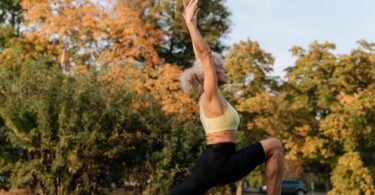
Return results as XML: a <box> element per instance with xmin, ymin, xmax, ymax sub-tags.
<box><xmin>100</xmin><ymin>1</ymin><xmax>162</xmax><ymax>66</ymax></box>
<box><xmin>22</xmin><ymin>0</ymin><xmax>51</xmax><ymax>24</ymax></box>
<box><xmin>0</xmin><ymin>48</ymin><xmax>14</xmax><ymax>61</ymax></box>
<box><xmin>21</xmin><ymin>0</ymin><xmax>162</xmax><ymax>70</ymax></box>
<box><xmin>144</xmin><ymin>64</ymin><xmax>197</xmax><ymax>122</ymax></box>
<box><xmin>70</xmin><ymin>65</ymin><xmax>89</xmax><ymax>73</ymax></box>
<box><xmin>101</xmin><ymin>62</ymin><xmax>197</xmax><ymax>123</ymax></box>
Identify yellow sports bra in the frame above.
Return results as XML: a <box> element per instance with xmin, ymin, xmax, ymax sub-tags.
<box><xmin>199</xmin><ymin>98</ymin><xmax>240</xmax><ymax>134</ymax></box>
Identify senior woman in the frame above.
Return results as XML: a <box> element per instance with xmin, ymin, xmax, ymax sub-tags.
<box><xmin>171</xmin><ymin>1</ymin><xmax>284</xmax><ymax>194</ymax></box>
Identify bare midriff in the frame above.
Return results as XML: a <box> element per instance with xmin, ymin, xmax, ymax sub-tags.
<box><xmin>206</xmin><ymin>130</ymin><xmax>237</xmax><ymax>145</ymax></box>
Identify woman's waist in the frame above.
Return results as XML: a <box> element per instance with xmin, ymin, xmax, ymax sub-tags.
<box><xmin>206</xmin><ymin>130</ymin><xmax>237</xmax><ymax>145</ymax></box>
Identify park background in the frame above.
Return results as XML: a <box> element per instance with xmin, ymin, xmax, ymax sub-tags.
<box><xmin>0</xmin><ymin>0</ymin><xmax>374</xmax><ymax>194</ymax></box>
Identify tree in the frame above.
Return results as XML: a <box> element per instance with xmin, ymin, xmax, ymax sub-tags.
<box><xmin>1</xmin><ymin>50</ymin><xmax>198</xmax><ymax>193</ymax></box>
<box><xmin>124</xmin><ymin>0</ymin><xmax>231</xmax><ymax>68</ymax></box>
<box><xmin>0</xmin><ymin>1</ymin><xmax>208</xmax><ymax>193</ymax></box>
<box><xmin>0</xmin><ymin>0</ymin><xmax>22</xmax><ymax>49</ymax></box>
<box><xmin>276</xmin><ymin>42</ymin><xmax>339</xmax><ymax>188</ymax></box>
<box><xmin>329</xmin><ymin>152</ymin><xmax>375</xmax><ymax>195</ymax></box>
<box><xmin>21</xmin><ymin>0</ymin><xmax>162</xmax><ymax>70</ymax></box>
<box><xmin>278</xmin><ymin>40</ymin><xmax>375</xmax><ymax>193</ymax></box>
<box><xmin>0</xmin><ymin>0</ymin><xmax>22</xmax><ymax>32</ymax></box>
<box><xmin>0</xmin><ymin>55</ymin><xmax>148</xmax><ymax>193</ymax></box>
<box><xmin>221</xmin><ymin>39</ymin><xmax>278</xmax><ymax>193</ymax></box>
<box><xmin>224</xmin><ymin>39</ymin><xmax>278</xmax><ymax>142</ymax></box>
<box><xmin>103</xmin><ymin>62</ymin><xmax>205</xmax><ymax>193</ymax></box>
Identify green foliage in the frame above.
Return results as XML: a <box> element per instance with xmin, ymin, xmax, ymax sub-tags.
<box><xmin>0</xmin><ymin>0</ymin><xmax>22</xmax><ymax>39</ymax></box>
<box><xmin>0</xmin><ymin>55</ymin><xmax>165</xmax><ymax>193</ymax></box>
<box><xmin>246</xmin><ymin>165</ymin><xmax>265</xmax><ymax>189</ymax></box>
<box><xmin>0</xmin><ymin>47</ymin><xmax>205</xmax><ymax>194</ymax></box>
<box><xmin>0</xmin><ymin>26</ymin><xmax>16</xmax><ymax>50</ymax></box>
<box><xmin>0</xmin><ymin>0</ymin><xmax>22</xmax><ymax>50</ymax></box>
<box><xmin>0</xmin><ymin>0</ymin><xmax>374</xmax><ymax>193</ymax></box>
<box><xmin>144</xmin><ymin>120</ymin><xmax>205</xmax><ymax>193</ymax></box>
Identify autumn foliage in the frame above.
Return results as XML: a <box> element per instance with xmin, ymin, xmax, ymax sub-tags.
<box><xmin>0</xmin><ymin>0</ymin><xmax>374</xmax><ymax>194</ymax></box>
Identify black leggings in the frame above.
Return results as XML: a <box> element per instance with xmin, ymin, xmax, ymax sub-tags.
<box><xmin>170</xmin><ymin>142</ymin><xmax>265</xmax><ymax>195</ymax></box>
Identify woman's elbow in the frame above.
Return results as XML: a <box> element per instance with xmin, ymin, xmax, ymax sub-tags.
<box><xmin>199</xmin><ymin>49</ymin><xmax>212</xmax><ymax>59</ymax></box>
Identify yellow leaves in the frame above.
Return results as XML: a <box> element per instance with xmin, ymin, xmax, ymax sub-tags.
<box><xmin>320</xmin><ymin>116</ymin><xmax>347</xmax><ymax>148</ymax></box>
<box><xmin>336</xmin><ymin>90</ymin><xmax>375</xmax><ymax>116</ymax></box>
<box><xmin>283</xmin><ymin>137</ymin><xmax>301</xmax><ymax>161</ymax></box>
<box><xmin>294</xmin><ymin>125</ymin><xmax>311</xmax><ymax>137</ymax></box>
<box><xmin>289</xmin><ymin>94</ymin><xmax>311</xmax><ymax>111</ymax></box>
<box><xmin>329</xmin><ymin>152</ymin><xmax>375</xmax><ymax>195</ymax></box>
<box><xmin>224</xmin><ymin>39</ymin><xmax>274</xmax><ymax>94</ymax></box>
<box><xmin>237</xmin><ymin>93</ymin><xmax>276</xmax><ymax>114</ymax></box>
<box><xmin>236</xmin><ymin>93</ymin><xmax>280</xmax><ymax>136</ymax></box>
<box><xmin>289</xmin><ymin>46</ymin><xmax>306</xmax><ymax>57</ymax></box>
<box><xmin>283</xmin><ymin>126</ymin><xmax>333</xmax><ymax>161</ymax></box>
<box><xmin>320</xmin><ymin>89</ymin><xmax>375</xmax><ymax>152</ymax></box>
<box><xmin>300</xmin><ymin>137</ymin><xmax>331</xmax><ymax>159</ymax></box>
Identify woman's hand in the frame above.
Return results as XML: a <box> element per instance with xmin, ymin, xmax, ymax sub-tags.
<box><xmin>183</xmin><ymin>0</ymin><xmax>199</xmax><ymax>26</ymax></box>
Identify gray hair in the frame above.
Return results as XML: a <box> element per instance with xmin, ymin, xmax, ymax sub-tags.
<box><xmin>180</xmin><ymin>52</ymin><xmax>225</xmax><ymax>98</ymax></box>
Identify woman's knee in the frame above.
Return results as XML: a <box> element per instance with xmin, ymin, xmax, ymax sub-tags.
<box><xmin>260</xmin><ymin>138</ymin><xmax>283</xmax><ymax>159</ymax></box>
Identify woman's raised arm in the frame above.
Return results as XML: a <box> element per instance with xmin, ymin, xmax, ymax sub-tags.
<box><xmin>183</xmin><ymin>0</ymin><xmax>219</xmax><ymax>101</ymax></box>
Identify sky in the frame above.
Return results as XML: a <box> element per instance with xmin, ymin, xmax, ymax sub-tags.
<box><xmin>223</xmin><ymin>0</ymin><xmax>375</xmax><ymax>79</ymax></box>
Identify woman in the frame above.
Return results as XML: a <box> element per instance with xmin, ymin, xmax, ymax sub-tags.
<box><xmin>171</xmin><ymin>0</ymin><xmax>284</xmax><ymax>194</ymax></box>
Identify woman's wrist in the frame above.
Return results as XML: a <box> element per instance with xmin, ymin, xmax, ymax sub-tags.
<box><xmin>185</xmin><ymin>20</ymin><xmax>197</xmax><ymax>28</ymax></box>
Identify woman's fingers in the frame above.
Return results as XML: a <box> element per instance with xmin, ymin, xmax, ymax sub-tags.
<box><xmin>191</xmin><ymin>0</ymin><xmax>198</xmax><ymax>8</ymax></box>
<box><xmin>184</xmin><ymin>0</ymin><xmax>198</xmax><ymax>11</ymax></box>
<box><xmin>182</xmin><ymin>0</ymin><xmax>199</xmax><ymax>25</ymax></box>
<box><xmin>194</xmin><ymin>8</ymin><xmax>200</xmax><ymax>19</ymax></box>
<box><xmin>188</xmin><ymin>0</ymin><xmax>197</xmax><ymax>8</ymax></box>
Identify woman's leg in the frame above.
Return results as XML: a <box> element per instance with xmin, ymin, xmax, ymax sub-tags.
<box><xmin>170</xmin><ymin>176</ymin><xmax>209</xmax><ymax>195</ymax></box>
<box><xmin>259</xmin><ymin>138</ymin><xmax>284</xmax><ymax>195</ymax></box>
<box><xmin>213</xmin><ymin>142</ymin><xmax>266</xmax><ymax>185</ymax></box>
<box><xmin>170</xmin><ymin>150</ymin><xmax>211</xmax><ymax>195</ymax></box>
<box><xmin>219</xmin><ymin>138</ymin><xmax>283</xmax><ymax>194</ymax></box>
